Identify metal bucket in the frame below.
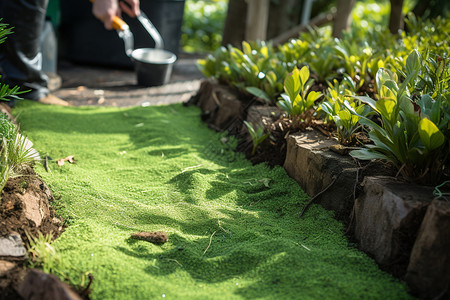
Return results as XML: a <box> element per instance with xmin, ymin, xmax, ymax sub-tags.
<box><xmin>131</xmin><ymin>48</ymin><xmax>177</xmax><ymax>86</ymax></box>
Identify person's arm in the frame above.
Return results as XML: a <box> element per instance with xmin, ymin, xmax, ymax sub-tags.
<box><xmin>92</xmin><ymin>0</ymin><xmax>140</xmax><ymax>30</ymax></box>
<box><xmin>92</xmin><ymin>0</ymin><xmax>119</xmax><ymax>30</ymax></box>
<box><xmin>120</xmin><ymin>0</ymin><xmax>140</xmax><ymax>18</ymax></box>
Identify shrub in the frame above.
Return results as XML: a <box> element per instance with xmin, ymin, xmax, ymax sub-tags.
<box><xmin>349</xmin><ymin>50</ymin><xmax>448</xmax><ymax>183</ymax></box>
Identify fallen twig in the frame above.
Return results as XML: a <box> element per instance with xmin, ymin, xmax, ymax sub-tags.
<box><xmin>181</xmin><ymin>164</ymin><xmax>202</xmax><ymax>173</ymax></box>
<box><xmin>203</xmin><ymin>231</ymin><xmax>217</xmax><ymax>255</ymax></box>
<box><xmin>299</xmin><ymin>175</ymin><xmax>339</xmax><ymax>218</ymax></box>
<box><xmin>166</xmin><ymin>258</ymin><xmax>183</xmax><ymax>267</ymax></box>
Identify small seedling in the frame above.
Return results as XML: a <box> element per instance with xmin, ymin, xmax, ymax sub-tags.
<box><xmin>244</xmin><ymin>121</ymin><xmax>268</xmax><ymax>156</ymax></box>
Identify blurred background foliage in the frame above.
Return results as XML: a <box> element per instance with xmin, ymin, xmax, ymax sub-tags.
<box><xmin>180</xmin><ymin>0</ymin><xmax>449</xmax><ymax>54</ymax></box>
<box><xmin>181</xmin><ymin>0</ymin><xmax>228</xmax><ymax>53</ymax></box>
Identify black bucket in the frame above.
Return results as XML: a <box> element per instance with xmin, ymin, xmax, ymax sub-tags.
<box><xmin>131</xmin><ymin>48</ymin><xmax>177</xmax><ymax>86</ymax></box>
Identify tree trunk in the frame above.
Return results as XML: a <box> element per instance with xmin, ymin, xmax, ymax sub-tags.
<box><xmin>245</xmin><ymin>0</ymin><xmax>270</xmax><ymax>41</ymax></box>
<box><xmin>389</xmin><ymin>0</ymin><xmax>404</xmax><ymax>34</ymax></box>
<box><xmin>267</xmin><ymin>0</ymin><xmax>302</xmax><ymax>40</ymax></box>
<box><xmin>332</xmin><ymin>0</ymin><xmax>355</xmax><ymax>38</ymax></box>
<box><xmin>221</xmin><ymin>0</ymin><xmax>247</xmax><ymax>47</ymax></box>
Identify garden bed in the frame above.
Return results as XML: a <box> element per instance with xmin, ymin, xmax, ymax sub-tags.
<box><xmin>188</xmin><ymin>79</ymin><xmax>450</xmax><ymax>299</ymax></box>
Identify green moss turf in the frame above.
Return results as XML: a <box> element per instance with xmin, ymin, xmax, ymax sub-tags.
<box><xmin>14</xmin><ymin>102</ymin><xmax>413</xmax><ymax>299</ymax></box>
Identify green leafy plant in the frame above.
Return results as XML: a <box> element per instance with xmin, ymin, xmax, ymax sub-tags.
<box><xmin>0</xmin><ymin>115</ymin><xmax>38</xmax><ymax>191</ymax></box>
<box><xmin>198</xmin><ymin>41</ymin><xmax>288</xmax><ymax>102</ymax></box>
<box><xmin>0</xmin><ymin>22</ymin><xmax>35</xmax><ymax>192</ymax></box>
<box><xmin>243</xmin><ymin>121</ymin><xmax>268</xmax><ymax>155</ymax></box>
<box><xmin>181</xmin><ymin>0</ymin><xmax>227</xmax><ymax>53</ymax></box>
<box><xmin>334</xmin><ymin>34</ymin><xmax>374</xmax><ymax>91</ymax></box>
<box><xmin>320</xmin><ymin>79</ymin><xmax>369</xmax><ymax>145</ymax></box>
<box><xmin>26</xmin><ymin>231</ymin><xmax>60</xmax><ymax>274</ymax></box>
<box><xmin>278</xmin><ymin>66</ymin><xmax>322</xmax><ymax>123</ymax></box>
<box><xmin>349</xmin><ymin>51</ymin><xmax>447</xmax><ymax>183</ymax></box>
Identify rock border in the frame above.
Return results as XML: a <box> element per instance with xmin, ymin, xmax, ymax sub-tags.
<box><xmin>188</xmin><ymin>79</ymin><xmax>450</xmax><ymax>299</ymax></box>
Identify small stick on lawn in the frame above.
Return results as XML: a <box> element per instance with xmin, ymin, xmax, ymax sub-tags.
<box><xmin>203</xmin><ymin>231</ymin><xmax>217</xmax><ymax>255</ymax></box>
<box><xmin>299</xmin><ymin>175</ymin><xmax>339</xmax><ymax>218</ymax></box>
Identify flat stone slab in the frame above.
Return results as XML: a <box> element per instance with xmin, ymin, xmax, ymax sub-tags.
<box><xmin>18</xmin><ymin>269</ymin><xmax>82</xmax><ymax>300</ymax></box>
<box><xmin>406</xmin><ymin>199</ymin><xmax>450</xmax><ymax>299</ymax></box>
<box><xmin>246</xmin><ymin>105</ymin><xmax>283</xmax><ymax>129</ymax></box>
<box><xmin>284</xmin><ymin>129</ymin><xmax>358</xmax><ymax>220</ymax></box>
<box><xmin>0</xmin><ymin>233</ymin><xmax>27</xmax><ymax>258</ymax></box>
<box><xmin>354</xmin><ymin>176</ymin><xmax>434</xmax><ymax>267</ymax></box>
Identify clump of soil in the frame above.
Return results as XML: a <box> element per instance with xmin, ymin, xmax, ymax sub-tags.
<box><xmin>131</xmin><ymin>231</ymin><xmax>169</xmax><ymax>245</ymax></box>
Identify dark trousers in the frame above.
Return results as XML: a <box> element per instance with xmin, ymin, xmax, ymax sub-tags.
<box><xmin>0</xmin><ymin>0</ymin><xmax>49</xmax><ymax>101</ymax></box>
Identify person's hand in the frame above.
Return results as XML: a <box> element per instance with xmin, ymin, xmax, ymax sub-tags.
<box><xmin>92</xmin><ymin>0</ymin><xmax>119</xmax><ymax>30</ymax></box>
<box><xmin>120</xmin><ymin>0</ymin><xmax>140</xmax><ymax>18</ymax></box>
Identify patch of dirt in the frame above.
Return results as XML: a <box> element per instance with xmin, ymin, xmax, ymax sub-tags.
<box><xmin>0</xmin><ymin>165</ymin><xmax>62</xmax><ymax>243</ymax></box>
<box><xmin>237</xmin><ymin>117</ymin><xmax>292</xmax><ymax>167</ymax></box>
<box><xmin>0</xmin><ymin>164</ymin><xmax>65</xmax><ymax>299</ymax></box>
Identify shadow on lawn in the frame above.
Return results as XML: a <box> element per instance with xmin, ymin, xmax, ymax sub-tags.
<box><xmin>114</xmin><ymin>164</ymin><xmax>315</xmax><ymax>298</ymax></box>
<box><xmin>114</xmin><ymin>207</ymin><xmax>309</xmax><ymax>299</ymax></box>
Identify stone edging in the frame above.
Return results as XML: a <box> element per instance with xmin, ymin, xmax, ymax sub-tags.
<box><xmin>188</xmin><ymin>80</ymin><xmax>450</xmax><ymax>300</ymax></box>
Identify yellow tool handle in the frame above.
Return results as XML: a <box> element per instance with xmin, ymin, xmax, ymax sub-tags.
<box><xmin>89</xmin><ymin>0</ymin><xmax>128</xmax><ymax>31</ymax></box>
<box><xmin>112</xmin><ymin>16</ymin><xmax>128</xmax><ymax>31</ymax></box>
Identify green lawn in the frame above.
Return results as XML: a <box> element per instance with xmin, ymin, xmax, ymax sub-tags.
<box><xmin>15</xmin><ymin>102</ymin><xmax>413</xmax><ymax>299</ymax></box>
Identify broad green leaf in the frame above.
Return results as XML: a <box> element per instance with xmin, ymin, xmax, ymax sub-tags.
<box><xmin>320</xmin><ymin>102</ymin><xmax>333</xmax><ymax>116</ymax></box>
<box><xmin>230</xmin><ymin>49</ymin><xmax>243</xmax><ymax>62</ymax></box>
<box><xmin>306</xmin><ymin>91</ymin><xmax>322</xmax><ymax>105</ymax></box>
<box><xmin>398</xmin><ymin>95</ymin><xmax>415</xmax><ymax>117</ymax></box>
<box><xmin>376</xmin><ymin>68</ymin><xmax>392</xmax><ymax>95</ymax></box>
<box><xmin>398</xmin><ymin>64</ymin><xmax>420</xmax><ymax>99</ymax></box>
<box><xmin>418</xmin><ymin>94</ymin><xmax>433</xmax><ymax>115</ymax></box>
<box><xmin>299</xmin><ymin>66</ymin><xmax>310</xmax><ymax>87</ymax></box>
<box><xmin>243</xmin><ymin>121</ymin><xmax>256</xmax><ymax>140</ymax></box>
<box><xmin>245</xmin><ymin>87</ymin><xmax>272</xmax><ymax>103</ymax></box>
<box><xmin>251</xmin><ymin>64</ymin><xmax>259</xmax><ymax>75</ymax></box>
<box><xmin>260</xmin><ymin>46</ymin><xmax>269</xmax><ymax>58</ymax></box>
<box><xmin>338</xmin><ymin>109</ymin><xmax>352</xmax><ymax>122</ymax></box>
<box><xmin>384</xmin><ymin>80</ymin><xmax>399</xmax><ymax>94</ymax></box>
<box><xmin>405</xmin><ymin>49</ymin><xmax>421</xmax><ymax>79</ymax></box>
<box><xmin>242</xmin><ymin>41</ymin><xmax>252</xmax><ymax>57</ymax></box>
<box><xmin>376</xmin><ymin>98</ymin><xmax>396</xmax><ymax>122</ymax></box>
<box><xmin>350</xmin><ymin>149</ymin><xmax>391</xmax><ymax>161</ymax></box>
<box><xmin>418</xmin><ymin>118</ymin><xmax>445</xmax><ymax>151</ymax></box>
<box><xmin>293</xmin><ymin>94</ymin><xmax>303</xmax><ymax>109</ymax></box>
<box><xmin>284</xmin><ymin>67</ymin><xmax>301</xmax><ymax>101</ymax></box>
<box><xmin>353</xmin><ymin>96</ymin><xmax>377</xmax><ymax>111</ymax></box>
<box><xmin>265</xmin><ymin>71</ymin><xmax>277</xmax><ymax>86</ymax></box>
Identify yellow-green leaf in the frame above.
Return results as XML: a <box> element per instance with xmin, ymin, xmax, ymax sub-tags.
<box><xmin>338</xmin><ymin>109</ymin><xmax>352</xmax><ymax>122</ymax></box>
<box><xmin>418</xmin><ymin>118</ymin><xmax>445</xmax><ymax>151</ymax></box>
<box><xmin>299</xmin><ymin>66</ymin><xmax>310</xmax><ymax>87</ymax></box>
<box><xmin>284</xmin><ymin>67</ymin><xmax>301</xmax><ymax>101</ymax></box>
<box><xmin>260</xmin><ymin>46</ymin><xmax>269</xmax><ymax>58</ymax></box>
<box><xmin>376</xmin><ymin>98</ymin><xmax>396</xmax><ymax>122</ymax></box>
<box><xmin>242</xmin><ymin>41</ymin><xmax>252</xmax><ymax>57</ymax></box>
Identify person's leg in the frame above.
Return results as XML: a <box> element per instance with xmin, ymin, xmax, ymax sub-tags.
<box><xmin>0</xmin><ymin>0</ymin><xmax>50</xmax><ymax>104</ymax></box>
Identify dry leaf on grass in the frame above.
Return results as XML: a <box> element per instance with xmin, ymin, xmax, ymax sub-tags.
<box><xmin>57</xmin><ymin>155</ymin><xmax>75</xmax><ymax>166</ymax></box>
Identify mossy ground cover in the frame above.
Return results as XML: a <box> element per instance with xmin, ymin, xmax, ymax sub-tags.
<box><xmin>14</xmin><ymin>102</ymin><xmax>413</xmax><ymax>299</ymax></box>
